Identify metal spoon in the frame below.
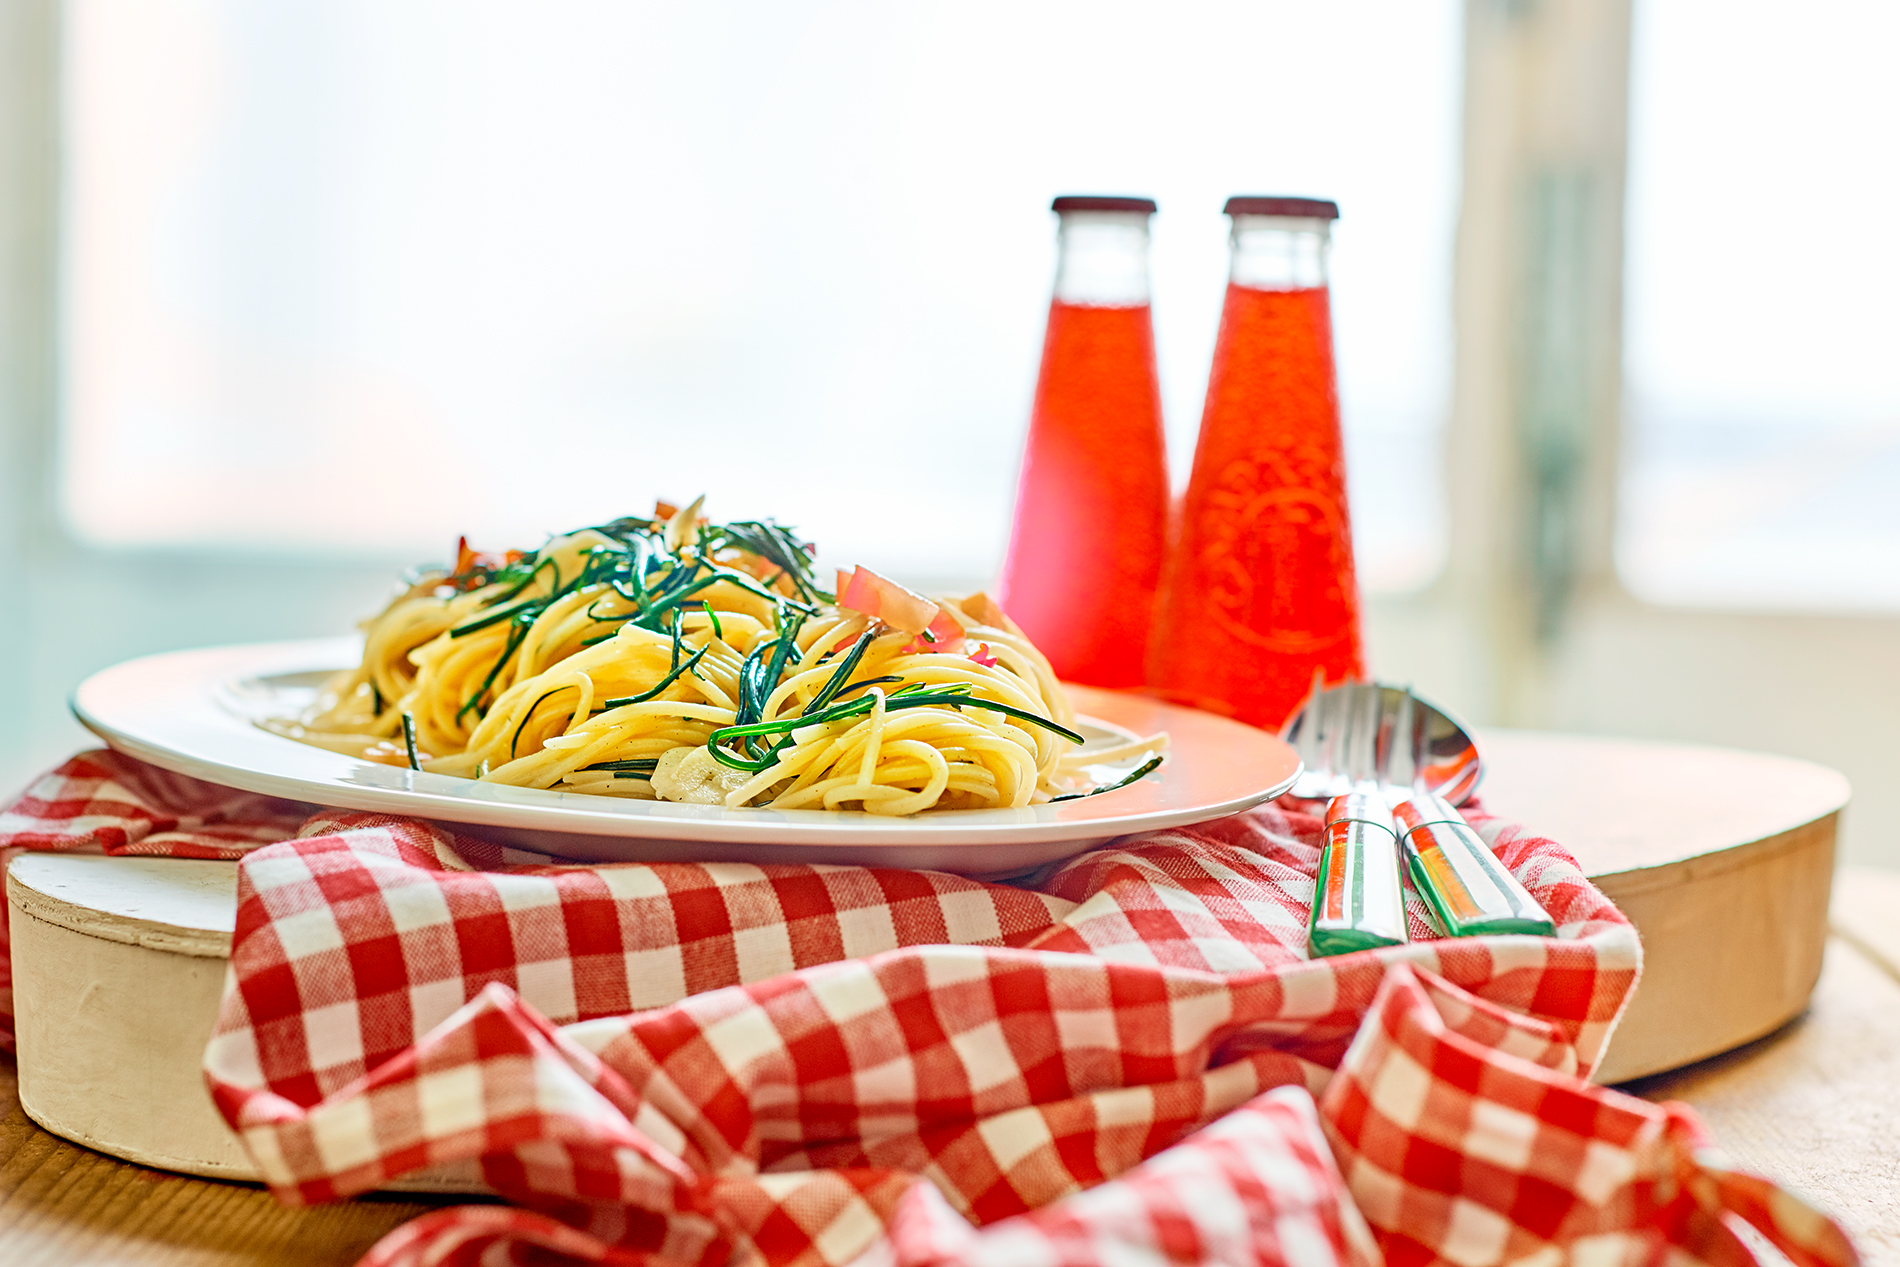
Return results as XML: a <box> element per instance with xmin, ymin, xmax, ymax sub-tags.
<box><xmin>1281</xmin><ymin>678</ymin><xmax>1482</xmax><ymax>805</ymax></box>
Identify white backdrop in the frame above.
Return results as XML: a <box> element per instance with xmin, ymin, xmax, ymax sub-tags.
<box><xmin>60</xmin><ymin>0</ymin><xmax>1459</xmax><ymax>589</ymax></box>
<box><xmin>1620</xmin><ymin>0</ymin><xmax>1900</xmax><ymax>609</ymax></box>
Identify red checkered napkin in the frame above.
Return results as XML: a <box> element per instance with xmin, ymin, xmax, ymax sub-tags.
<box><xmin>1323</xmin><ymin>964</ymin><xmax>1859</xmax><ymax>1267</ymax></box>
<box><xmin>867</xmin><ymin>1084</ymin><xmax>1382</xmax><ymax>1266</ymax></box>
<box><xmin>0</xmin><ymin>753</ymin><xmax>1859</xmax><ymax>1267</ymax></box>
<box><xmin>352</xmin><ymin>1088</ymin><xmax>1378</xmax><ymax>1267</ymax></box>
<box><xmin>194</xmin><ymin>787</ymin><xmax>1644</xmax><ymax>1264</ymax></box>
<box><xmin>0</xmin><ymin>747</ymin><xmax>310</xmax><ymax>857</ymax></box>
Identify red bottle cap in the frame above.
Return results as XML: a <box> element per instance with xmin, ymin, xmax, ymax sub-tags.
<box><xmin>1051</xmin><ymin>195</ymin><xmax>1158</xmax><ymax>215</ymax></box>
<box><xmin>1223</xmin><ymin>196</ymin><xmax>1340</xmax><ymax>220</ymax></box>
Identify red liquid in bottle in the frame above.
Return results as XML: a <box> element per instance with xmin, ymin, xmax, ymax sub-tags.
<box><xmin>1148</xmin><ymin>283</ymin><xmax>1364</xmax><ymax>729</ymax></box>
<box><xmin>996</xmin><ymin>300</ymin><xmax>1169</xmax><ymax>688</ymax></box>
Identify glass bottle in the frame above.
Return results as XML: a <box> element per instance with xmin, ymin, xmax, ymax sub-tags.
<box><xmin>994</xmin><ymin>196</ymin><xmax>1169</xmax><ymax>689</ymax></box>
<box><xmin>1148</xmin><ymin>196</ymin><xmax>1364</xmax><ymax>730</ymax></box>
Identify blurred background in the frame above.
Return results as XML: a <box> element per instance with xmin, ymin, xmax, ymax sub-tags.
<box><xmin>1</xmin><ymin>1</ymin><xmax>1895</xmax><ymax>862</ymax></box>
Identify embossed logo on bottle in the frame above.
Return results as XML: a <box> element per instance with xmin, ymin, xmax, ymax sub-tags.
<box><xmin>1198</xmin><ymin>446</ymin><xmax>1354</xmax><ymax>654</ymax></box>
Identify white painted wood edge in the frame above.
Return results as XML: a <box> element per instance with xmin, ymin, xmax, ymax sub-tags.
<box><xmin>7</xmin><ymin>854</ymin><xmax>235</xmax><ymax>958</ymax></box>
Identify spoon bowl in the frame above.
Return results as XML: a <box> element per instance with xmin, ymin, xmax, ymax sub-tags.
<box><xmin>1281</xmin><ymin>681</ymin><xmax>1482</xmax><ymax>805</ymax></box>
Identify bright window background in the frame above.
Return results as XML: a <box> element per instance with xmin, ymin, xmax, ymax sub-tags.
<box><xmin>63</xmin><ymin>0</ymin><xmax>1458</xmax><ymax>590</ymax></box>
<box><xmin>1619</xmin><ymin>0</ymin><xmax>1900</xmax><ymax>610</ymax></box>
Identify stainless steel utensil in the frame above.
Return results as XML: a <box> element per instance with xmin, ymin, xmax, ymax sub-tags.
<box><xmin>1391</xmin><ymin>791</ymin><xmax>1555</xmax><ymax>937</ymax></box>
<box><xmin>1287</xmin><ymin>678</ymin><xmax>1552</xmax><ymax>947</ymax></box>
<box><xmin>1281</xmin><ymin>678</ymin><xmax>1482</xmax><ymax>805</ymax></box>
<box><xmin>1309</xmin><ymin>783</ymin><xmax>1408</xmax><ymax>955</ymax></box>
<box><xmin>1290</xmin><ymin>679</ymin><xmax>1426</xmax><ymax>956</ymax></box>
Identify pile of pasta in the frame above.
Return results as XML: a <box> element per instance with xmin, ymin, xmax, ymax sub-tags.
<box><xmin>272</xmin><ymin>501</ymin><xmax>1165</xmax><ymax>815</ymax></box>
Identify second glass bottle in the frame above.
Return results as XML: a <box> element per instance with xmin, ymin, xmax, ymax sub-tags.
<box><xmin>1148</xmin><ymin>196</ymin><xmax>1365</xmax><ymax>729</ymax></box>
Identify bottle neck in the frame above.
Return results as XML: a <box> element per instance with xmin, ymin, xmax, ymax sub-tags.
<box><xmin>1053</xmin><ymin>211</ymin><xmax>1153</xmax><ymax>306</ymax></box>
<box><xmin>1229</xmin><ymin>214</ymin><xmax>1331</xmax><ymax>290</ymax></box>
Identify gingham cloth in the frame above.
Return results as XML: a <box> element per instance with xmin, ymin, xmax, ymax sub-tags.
<box><xmin>0</xmin><ymin>751</ymin><xmax>1860</xmax><ymax>1267</ymax></box>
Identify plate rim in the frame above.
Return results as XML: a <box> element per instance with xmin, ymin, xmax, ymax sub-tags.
<box><xmin>71</xmin><ymin>636</ymin><xmax>1302</xmax><ymax>853</ymax></box>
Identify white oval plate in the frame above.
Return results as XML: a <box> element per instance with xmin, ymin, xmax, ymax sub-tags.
<box><xmin>72</xmin><ymin>637</ymin><xmax>1301</xmax><ymax>876</ymax></box>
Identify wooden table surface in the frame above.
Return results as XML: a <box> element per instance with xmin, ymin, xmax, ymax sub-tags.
<box><xmin>2</xmin><ymin>760</ymin><xmax>1894</xmax><ymax>1263</ymax></box>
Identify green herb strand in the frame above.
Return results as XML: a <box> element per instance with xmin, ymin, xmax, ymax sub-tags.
<box><xmin>448</xmin><ymin>596</ymin><xmax>542</xmax><ymax>639</ymax></box>
<box><xmin>484</xmin><ymin>554</ymin><xmax>559</xmax><ymax>608</ymax></box>
<box><xmin>713</xmin><ymin>519</ymin><xmax>829</xmax><ymax>604</ymax></box>
<box><xmin>401</xmin><ymin>712</ymin><xmax>422</xmax><ymax>771</ymax></box>
<box><xmin>707</xmin><ymin>689</ymin><xmax>1083</xmax><ymax>773</ymax></box>
<box><xmin>832</xmin><ymin>675</ymin><xmax>903</xmax><ymax>700</ymax></box>
<box><xmin>597</xmin><ymin>644</ymin><xmax>710</xmax><ymax>710</ymax></box>
<box><xmin>710</xmin><ymin>568</ymin><xmax>818</xmax><ymax>615</ymax></box>
<box><xmin>458</xmin><ymin>618</ymin><xmax>533</xmax><ymax>722</ymax></box>
<box><xmin>580</xmin><ymin>758</ymin><xmax>659</xmax><ymax>774</ymax></box>
<box><xmin>733</xmin><ymin>613</ymin><xmax>806</xmax><ymax>760</ymax></box>
<box><xmin>510</xmin><ymin>687</ymin><xmax>569</xmax><ymax>759</ymax></box>
<box><xmin>801</xmin><ymin>628</ymin><xmax>877</xmax><ymax>716</ymax></box>
<box><xmin>1048</xmin><ymin>755</ymin><xmax>1164</xmax><ymax>802</ymax></box>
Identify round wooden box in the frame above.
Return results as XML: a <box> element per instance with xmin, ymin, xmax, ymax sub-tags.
<box><xmin>5</xmin><ymin>730</ymin><xmax>1849</xmax><ymax>1182</ymax></box>
<box><xmin>6</xmin><ymin>852</ymin><xmax>484</xmax><ymax>1192</ymax></box>
<box><xmin>1478</xmin><ymin>731</ymin><xmax>1848</xmax><ymax>1085</ymax></box>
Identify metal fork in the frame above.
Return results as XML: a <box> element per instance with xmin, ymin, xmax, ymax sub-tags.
<box><xmin>1291</xmin><ymin>675</ymin><xmax>1414</xmax><ymax>954</ymax></box>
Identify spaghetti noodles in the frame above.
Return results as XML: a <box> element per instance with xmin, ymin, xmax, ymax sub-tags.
<box><xmin>270</xmin><ymin>501</ymin><xmax>1166</xmax><ymax>814</ymax></box>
